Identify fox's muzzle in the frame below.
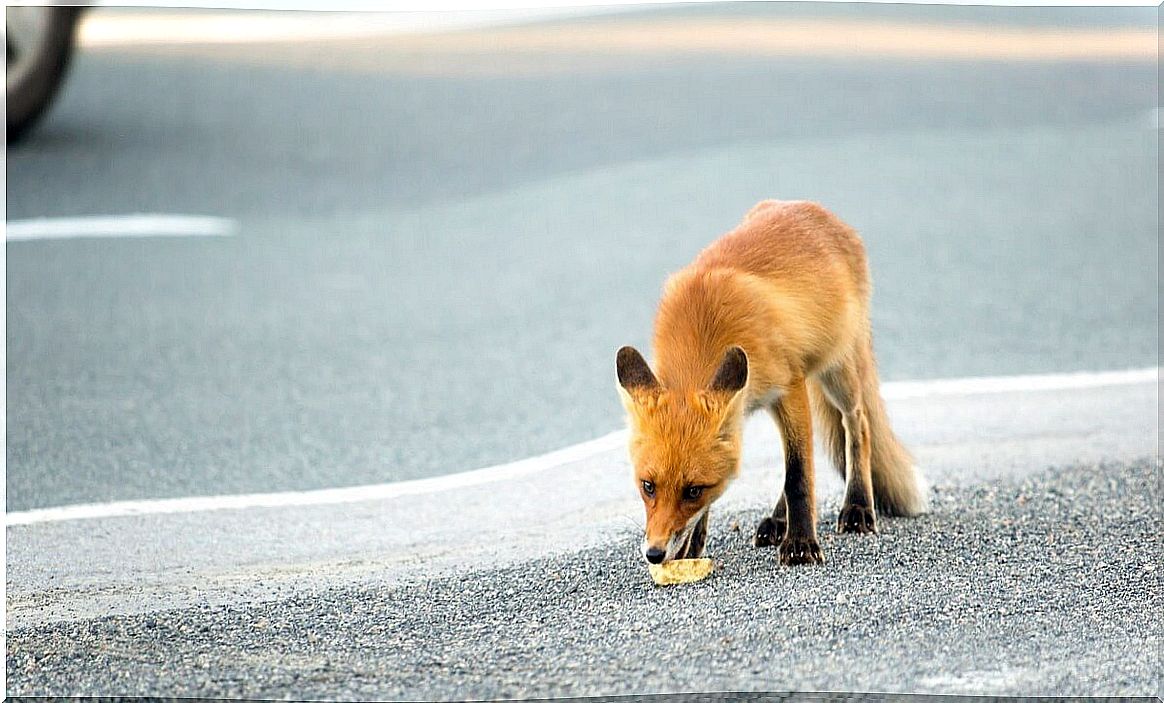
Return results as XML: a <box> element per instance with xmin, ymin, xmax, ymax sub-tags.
<box><xmin>641</xmin><ymin>536</ymin><xmax>682</xmax><ymax>564</ymax></box>
<box><xmin>641</xmin><ymin>510</ymin><xmax>706</xmax><ymax>564</ymax></box>
<box><xmin>638</xmin><ymin>531</ymin><xmax>689</xmax><ymax>564</ymax></box>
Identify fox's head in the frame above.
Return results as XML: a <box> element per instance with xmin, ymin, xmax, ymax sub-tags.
<box><xmin>615</xmin><ymin>345</ymin><xmax>749</xmax><ymax>564</ymax></box>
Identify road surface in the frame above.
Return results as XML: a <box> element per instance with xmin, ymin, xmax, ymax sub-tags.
<box><xmin>5</xmin><ymin>2</ymin><xmax>1159</xmax><ymax>697</ymax></box>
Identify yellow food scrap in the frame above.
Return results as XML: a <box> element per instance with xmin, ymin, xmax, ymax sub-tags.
<box><xmin>647</xmin><ymin>558</ymin><xmax>715</xmax><ymax>586</ymax></box>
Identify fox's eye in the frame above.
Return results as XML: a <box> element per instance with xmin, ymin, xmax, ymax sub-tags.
<box><xmin>683</xmin><ymin>485</ymin><xmax>704</xmax><ymax>501</ymax></box>
<box><xmin>641</xmin><ymin>480</ymin><xmax>655</xmax><ymax>497</ymax></box>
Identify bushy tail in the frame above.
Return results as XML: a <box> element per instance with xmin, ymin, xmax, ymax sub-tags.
<box><xmin>809</xmin><ymin>347</ymin><xmax>928</xmax><ymax>517</ymax></box>
<box><xmin>861</xmin><ymin>366</ymin><xmax>928</xmax><ymax>516</ymax></box>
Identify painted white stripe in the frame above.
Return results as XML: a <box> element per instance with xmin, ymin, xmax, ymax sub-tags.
<box><xmin>6</xmin><ymin>431</ymin><xmax>629</xmax><ymax>526</ymax></box>
<box><xmin>6</xmin><ymin>366</ymin><xmax>1157</xmax><ymax>526</ymax></box>
<box><xmin>881</xmin><ymin>366</ymin><xmax>1157</xmax><ymax>400</ymax></box>
<box><xmin>6</xmin><ymin>215</ymin><xmax>237</xmax><ymax>242</ymax></box>
<box><xmin>78</xmin><ymin>7</ymin><xmax>637</xmax><ymax>47</ymax></box>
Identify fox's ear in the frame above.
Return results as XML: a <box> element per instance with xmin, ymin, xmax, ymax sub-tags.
<box><xmin>616</xmin><ymin>346</ymin><xmax>658</xmax><ymax>391</ymax></box>
<box><xmin>709</xmin><ymin>346</ymin><xmax>748</xmax><ymax>394</ymax></box>
<box><xmin>703</xmin><ymin>346</ymin><xmax>748</xmax><ymax>441</ymax></box>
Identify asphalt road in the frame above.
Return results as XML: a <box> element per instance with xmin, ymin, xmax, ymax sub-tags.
<box><xmin>4</xmin><ymin>3</ymin><xmax>1160</xmax><ymax>697</ymax></box>
<box><xmin>5</xmin><ymin>3</ymin><xmax>1158</xmax><ymax>510</ymax></box>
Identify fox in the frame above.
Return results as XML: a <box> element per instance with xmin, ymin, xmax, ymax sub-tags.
<box><xmin>616</xmin><ymin>199</ymin><xmax>927</xmax><ymax>567</ymax></box>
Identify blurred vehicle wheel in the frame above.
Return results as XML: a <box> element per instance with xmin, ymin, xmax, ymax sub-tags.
<box><xmin>6</xmin><ymin>5</ymin><xmax>83</xmax><ymax>142</ymax></box>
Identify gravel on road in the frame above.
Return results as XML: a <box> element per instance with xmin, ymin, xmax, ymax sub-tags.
<box><xmin>7</xmin><ymin>458</ymin><xmax>1160</xmax><ymax>698</ymax></box>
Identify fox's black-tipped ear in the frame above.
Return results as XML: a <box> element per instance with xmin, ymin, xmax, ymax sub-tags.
<box><xmin>616</xmin><ymin>346</ymin><xmax>658</xmax><ymax>391</ymax></box>
<box><xmin>710</xmin><ymin>346</ymin><xmax>748</xmax><ymax>393</ymax></box>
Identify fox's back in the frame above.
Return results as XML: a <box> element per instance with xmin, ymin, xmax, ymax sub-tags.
<box><xmin>693</xmin><ymin>200</ymin><xmax>869</xmax><ymax>296</ymax></box>
<box><xmin>654</xmin><ymin>200</ymin><xmax>871</xmax><ymax>389</ymax></box>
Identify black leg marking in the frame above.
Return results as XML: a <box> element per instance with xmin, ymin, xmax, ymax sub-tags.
<box><xmin>779</xmin><ymin>536</ymin><xmax>824</xmax><ymax>565</ymax></box>
<box><xmin>780</xmin><ymin>443</ymin><xmax>823</xmax><ymax>566</ymax></box>
<box><xmin>679</xmin><ymin>511</ymin><xmax>709</xmax><ymax>559</ymax></box>
<box><xmin>753</xmin><ymin>499</ymin><xmax>787</xmax><ymax>547</ymax></box>
<box><xmin>837</xmin><ymin>502</ymin><xmax>878</xmax><ymax>534</ymax></box>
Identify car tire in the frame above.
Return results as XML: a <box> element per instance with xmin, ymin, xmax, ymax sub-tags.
<box><xmin>6</xmin><ymin>6</ymin><xmax>83</xmax><ymax>143</ymax></box>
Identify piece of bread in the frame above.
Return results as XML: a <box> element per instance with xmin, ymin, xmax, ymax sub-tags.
<box><xmin>647</xmin><ymin>558</ymin><xmax>715</xmax><ymax>586</ymax></box>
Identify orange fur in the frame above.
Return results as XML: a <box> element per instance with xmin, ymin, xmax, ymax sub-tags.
<box><xmin>618</xmin><ymin>200</ymin><xmax>927</xmax><ymax>566</ymax></box>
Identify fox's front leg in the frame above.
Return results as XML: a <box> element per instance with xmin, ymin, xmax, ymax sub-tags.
<box><xmin>769</xmin><ymin>380</ymin><xmax>823</xmax><ymax>565</ymax></box>
<box><xmin>677</xmin><ymin>510</ymin><xmax>709</xmax><ymax>559</ymax></box>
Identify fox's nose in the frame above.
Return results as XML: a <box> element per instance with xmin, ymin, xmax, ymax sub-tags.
<box><xmin>644</xmin><ymin>547</ymin><xmax>666</xmax><ymax>564</ymax></box>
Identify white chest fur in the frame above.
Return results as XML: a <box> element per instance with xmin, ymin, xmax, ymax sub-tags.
<box><xmin>745</xmin><ymin>385</ymin><xmax>786</xmax><ymax>413</ymax></box>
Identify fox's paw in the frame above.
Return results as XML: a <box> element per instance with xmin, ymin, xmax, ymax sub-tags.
<box><xmin>753</xmin><ymin>516</ymin><xmax>786</xmax><ymax>548</ymax></box>
<box><xmin>779</xmin><ymin>536</ymin><xmax>824</xmax><ymax>566</ymax></box>
<box><xmin>837</xmin><ymin>504</ymin><xmax>878</xmax><ymax>534</ymax></box>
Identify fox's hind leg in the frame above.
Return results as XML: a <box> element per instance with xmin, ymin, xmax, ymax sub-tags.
<box><xmin>752</xmin><ymin>494</ymin><xmax>786</xmax><ymax>547</ymax></box>
<box><xmin>818</xmin><ymin>361</ymin><xmax>878</xmax><ymax>534</ymax></box>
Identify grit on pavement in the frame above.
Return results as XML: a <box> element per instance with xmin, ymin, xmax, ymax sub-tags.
<box><xmin>6</xmin><ymin>459</ymin><xmax>1160</xmax><ymax>697</ymax></box>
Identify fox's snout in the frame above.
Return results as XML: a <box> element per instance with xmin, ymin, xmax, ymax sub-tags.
<box><xmin>641</xmin><ymin>537</ymin><xmax>673</xmax><ymax>564</ymax></box>
<box><xmin>643</xmin><ymin>545</ymin><xmax>666</xmax><ymax>564</ymax></box>
<box><xmin>640</xmin><ymin>528</ymin><xmax>690</xmax><ymax>565</ymax></box>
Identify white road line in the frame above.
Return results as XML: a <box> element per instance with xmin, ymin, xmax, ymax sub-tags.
<box><xmin>6</xmin><ymin>215</ymin><xmax>238</xmax><ymax>242</ymax></box>
<box><xmin>78</xmin><ymin>7</ymin><xmax>637</xmax><ymax>47</ymax></box>
<box><xmin>6</xmin><ymin>366</ymin><xmax>1157</xmax><ymax>527</ymax></box>
<box><xmin>6</xmin><ymin>431</ymin><xmax>629</xmax><ymax>526</ymax></box>
<box><xmin>881</xmin><ymin>367</ymin><xmax>1157</xmax><ymax>400</ymax></box>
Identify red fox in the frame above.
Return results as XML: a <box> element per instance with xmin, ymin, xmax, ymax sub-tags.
<box><xmin>616</xmin><ymin>200</ymin><xmax>927</xmax><ymax>566</ymax></box>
